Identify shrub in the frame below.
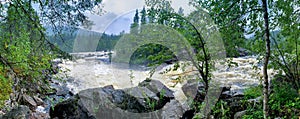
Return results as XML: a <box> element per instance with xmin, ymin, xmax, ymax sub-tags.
<box><xmin>0</xmin><ymin>71</ymin><xmax>12</xmax><ymax>109</ymax></box>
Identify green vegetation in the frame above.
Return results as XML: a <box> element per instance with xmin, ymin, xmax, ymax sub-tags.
<box><xmin>0</xmin><ymin>1</ymin><xmax>55</xmax><ymax>103</ymax></box>
<box><xmin>48</xmin><ymin>29</ymin><xmax>122</xmax><ymax>53</ymax></box>
<box><xmin>210</xmin><ymin>100</ymin><xmax>231</xmax><ymax>119</ymax></box>
<box><xmin>244</xmin><ymin>85</ymin><xmax>263</xmax><ymax>100</ymax></box>
<box><xmin>269</xmin><ymin>79</ymin><xmax>300</xmax><ymax>118</ymax></box>
<box><xmin>0</xmin><ymin>0</ymin><xmax>102</xmax><ymax>109</ymax></box>
<box><xmin>242</xmin><ymin>78</ymin><xmax>300</xmax><ymax>119</ymax></box>
<box><xmin>0</xmin><ymin>75</ymin><xmax>12</xmax><ymax>108</ymax></box>
<box><xmin>0</xmin><ymin>0</ymin><xmax>299</xmax><ymax>118</ymax></box>
<box><xmin>130</xmin><ymin>44</ymin><xmax>175</xmax><ymax>66</ymax></box>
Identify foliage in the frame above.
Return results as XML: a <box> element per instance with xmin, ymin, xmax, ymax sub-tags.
<box><xmin>244</xmin><ymin>85</ymin><xmax>263</xmax><ymax>100</ymax></box>
<box><xmin>130</xmin><ymin>44</ymin><xmax>175</xmax><ymax>66</ymax></box>
<box><xmin>269</xmin><ymin>79</ymin><xmax>300</xmax><ymax>118</ymax></box>
<box><xmin>0</xmin><ymin>0</ymin><xmax>103</xmax><ymax>109</ymax></box>
<box><xmin>97</xmin><ymin>33</ymin><xmax>122</xmax><ymax>52</ymax></box>
<box><xmin>0</xmin><ymin>2</ymin><xmax>55</xmax><ymax>96</ymax></box>
<box><xmin>130</xmin><ymin>9</ymin><xmax>140</xmax><ymax>31</ymax></box>
<box><xmin>242</xmin><ymin>79</ymin><xmax>300</xmax><ymax>119</ymax></box>
<box><xmin>0</xmin><ymin>72</ymin><xmax>12</xmax><ymax>108</ymax></box>
<box><xmin>242</xmin><ymin>108</ymin><xmax>264</xmax><ymax>119</ymax></box>
<box><xmin>191</xmin><ymin>0</ymin><xmax>299</xmax><ymax>118</ymax></box>
<box><xmin>211</xmin><ymin>100</ymin><xmax>231</xmax><ymax>119</ymax></box>
<box><xmin>128</xmin><ymin>1</ymin><xmax>214</xmax><ymax>93</ymax></box>
<box><xmin>189</xmin><ymin>0</ymin><xmax>261</xmax><ymax>57</ymax></box>
<box><xmin>242</xmin><ymin>86</ymin><xmax>264</xmax><ymax>119</ymax></box>
<box><xmin>128</xmin><ymin>0</ymin><xmax>177</xmax><ymax>67</ymax></box>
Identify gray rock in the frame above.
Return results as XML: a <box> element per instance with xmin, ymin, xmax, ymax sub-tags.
<box><xmin>33</xmin><ymin>96</ymin><xmax>44</xmax><ymax>106</ymax></box>
<box><xmin>248</xmin><ymin>96</ymin><xmax>262</xmax><ymax>103</ymax></box>
<box><xmin>161</xmin><ymin>100</ymin><xmax>185</xmax><ymax>119</ymax></box>
<box><xmin>234</xmin><ymin>110</ymin><xmax>247</xmax><ymax>119</ymax></box>
<box><xmin>50</xmin><ymin>80</ymin><xmax>187</xmax><ymax>119</ymax></box>
<box><xmin>55</xmin><ymin>86</ymin><xmax>70</xmax><ymax>96</ymax></box>
<box><xmin>30</xmin><ymin>111</ymin><xmax>50</xmax><ymax>119</ymax></box>
<box><xmin>181</xmin><ymin>79</ymin><xmax>206</xmax><ymax>102</ymax></box>
<box><xmin>139</xmin><ymin>79</ymin><xmax>174</xmax><ymax>99</ymax></box>
<box><xmin>2</xmin><ymin>105</ymin><xmax>31</xmax><ymax>119</ymax></box>
<box><xmin>50</xmin><ymin>95</ymin><xmax>93</xmax><ymax>119</ymax></box>
<box><xmin>220</xmin><ymin>89</ymin><xmax>244</xmax><ymax>99</ymax></box>
<box><xmin>124</xmin><ymin>87</ymin><xmax>159</xmax><ymax>110</ymax></box>
<box><xmin>20</xmin><ymin>94</ymin><xmax>37</xmax><ymax>110</ymax></box>
<box><xmin>236</xmin><ymin>47</ymin><xmax>251</xmax><ymax>57</ymax></box>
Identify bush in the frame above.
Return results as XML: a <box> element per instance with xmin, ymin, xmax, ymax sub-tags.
<box><xmin>242</xmin><ymin>79</ymin><xmax>300</xmax><ymax>119</ymax></box>
<box><xmin>0</xmin><ymin>72</ymin><xmax>12</xmax><ymax>109</ymax></box>
<box><xmin>211</xmin><ymin>100</ymin><xmax>231</xmax><ymax>119</ymax></box>
<box><xmin>269</xmin><ymin>79</ymin><xmax>300</xmax><ymax>118</ymax></box>
<box><xmin>244</xmin><ymin>85</ymin><xmax>263</xmax><ymax>100</ymax></box>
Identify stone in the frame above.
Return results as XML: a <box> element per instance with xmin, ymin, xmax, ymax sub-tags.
<box><xmin>123</xmin><ymin>87</ymin><xmax>158</xmax><ymax>110</ymax></box>
<box><xmin>139</xmin><ymin>79</ymin><xmax>175</xmax><ymax>99</ymax></box>
<box><xmin>236</xmin><ymin>47</ymin><xmax>251</xmax><ymax>57</ymax></box>
<box><xmin>161</xmin><ymin>100</ymin><xmax>185</xmax><ymax>119</ymax></box>
<box><xmin>220</xmin><ymin>89</ymin><xmax>244</xmax><ymax>99</ymax></box>
<box><xmin>234</xmin><ymin>110</ymin><xmax>246</xmax><ymax>119</ymax></box>
<box><xmin>2</xmin><ymin>105</ymin><xmax>31</xmax><ymax>119</ymax></box>
<box><xmin>20</xmin><ymin>94</ymin><xmax>37</xmax><ymax>110</ymax></box>
<box><xmin>248</xmin><ymin>96</ymin><xmax>262</xmax><ymax>104</ymax></box>
<box><xmin>232</xmin><ymin>90</ymin><xmax>244</xmax><ymax>97</ymax></box>
<box><xmin>220</xmin><ymin>91</ymin><xmax>233</xmax><ymax>99</ymax></box>
<box><xmin>181</xmin><ymin>79</ymin><xmax>206</xmax><ymax>102</ymax></box>
<box><xmin>55</xmin><ymin>86</ymin><xmax>70</xmax><ymax>96</ymax></box>
<box><xmin>30</xmin><ymin>111</ymin><xmax>50</xmax><ymax>119</ymax></box>
<box><xmin>51</xmin><ymin>80</ymin><xmax>187</xmax><ymax>119</ymax></box>
<box><xmin>33</xmin><ymin>96</ymin><xmax>44</xmax><ymax>106</ymax></box>
<box><xmin>50</xmin><ymin>95</ymin><xmax>94</xmax><ymax>119</ymax></box>
<box><xmin>111</xmin><ymin>89</ymin><xmax>147</xmax><ymax>113</ymax></box>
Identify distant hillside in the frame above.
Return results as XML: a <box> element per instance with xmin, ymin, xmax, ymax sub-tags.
<box><xmin>46</xmin><ymin>27</ymin><xmax>122</xmax><ymax>53</ymax></box>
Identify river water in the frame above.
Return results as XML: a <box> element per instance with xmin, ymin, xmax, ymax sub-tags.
<box><xmin>54</xmin><ymin>52</ymin><xmax>278</xmax><ymax>105</ymax></box>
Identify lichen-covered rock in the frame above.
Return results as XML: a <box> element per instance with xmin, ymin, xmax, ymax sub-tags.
<box><xmin>2</xmin><ymin>105</ymin><xmax>31</xmax><ymax>119</ymax></box>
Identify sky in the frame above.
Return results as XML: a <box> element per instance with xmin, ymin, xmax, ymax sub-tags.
<box><xmin>86</xmin><ymin>0</ymin><xmax>195</xmax><ymax>34</ymax></box>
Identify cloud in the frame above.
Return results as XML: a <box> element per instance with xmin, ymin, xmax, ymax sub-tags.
<box><xmin>86</xmin><ymin>0</ymin><xmax>194</xmax><ymax>33</ymax></box>
<box><xmin>104</xmin><ymin>12</ymin><xmax>134</xmax><ymax>34</ymax></box>
<box><xmin>102</xmin><ymin>0</ymin><xmax>145</xmax><ymax>15</ymax></box>
<box><xmin>86</xmin><ymin>12</ymin><xmax>118</xmax><ymax>33</ymax></box>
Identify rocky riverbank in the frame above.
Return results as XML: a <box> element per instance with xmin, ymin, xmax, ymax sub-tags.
<box><xmin>0</xmin><ymin>52</ymin><xmax>278</xmax><ymax>119</ymax></box>
<box><xmin>0</xmin><ymin>77</ymin><xmax>264</xmax><ymax>119</ymax></box>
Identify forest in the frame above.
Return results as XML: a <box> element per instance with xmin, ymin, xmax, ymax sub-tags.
<box><xmin>0</xmin><ymin>0</ymin><xmax>299</xmax><ymax>119</ymax></box>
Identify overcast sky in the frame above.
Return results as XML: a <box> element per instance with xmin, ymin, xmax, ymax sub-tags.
<box><xmin>86</xmin><ymin>0</ymin><xmax>195</xmax><ymax>34</ymax></box>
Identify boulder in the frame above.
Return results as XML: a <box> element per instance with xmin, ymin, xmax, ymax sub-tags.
<box><xmin>236</xmin><ymin>47</ymin><xmax>251</xmax><ymax>57</ymax></box>
<box><xmin>50</xmin><ymin>80</ymin><xmax>187</xmax><ymax>119</ymax></box>
<box><xmin>55</xmin><ymin>86</ymin><xmax>71</xmax><ymax>96</ymax></box>
<box><xmin>33</xmin><ymin>96</ymin><xmax>44</xmax><ymax>106</ymax></box>
<box><xmin>139</xmin><ymin>79</ymin><xmax>175</xmax><ymax>99</ymax></box>
<box><xmin>181</xmin><ymin>79</ymin><xmax>206</xmax><ymax>102</ymax></box>
<box><xmin>50</xmin><ymin>95</ymin><xmax>93</xmax><ymax>119</ymax></box>
<box><xmin>220</xmin><ymin>89</ymin><xmax>244</xmax><ymax>100</ymax></box>
<box><xmin>20</xmin><ymin>94</ymin><xmax>37</xmax><ymax>110</ymax></box>
<box><xmin>161</xmin><ymin>100</ymin><xmax>185</xmax><ymax>119</ymax></box>
<box><xmin>2</xmin><ymin>105</ymin><xmax>31</xmax><ymax>119</ymax></box>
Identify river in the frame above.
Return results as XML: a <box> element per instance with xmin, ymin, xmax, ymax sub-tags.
<box><xmin>54</xmin><ymin>51</ymin><xmax>278</xmax><ymax>105</ymax></box>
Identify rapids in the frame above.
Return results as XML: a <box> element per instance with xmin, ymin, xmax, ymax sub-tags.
<box><xmin>54</xmin><ymin>52</ymin><xmax>278</xmax><ymax>105</ymax></box>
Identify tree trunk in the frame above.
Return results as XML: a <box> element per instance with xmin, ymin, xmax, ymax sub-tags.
<box><xmin>262</xmin><ymin>0</ymin><xmax>271</xmax><ymax>118</ymax></box>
